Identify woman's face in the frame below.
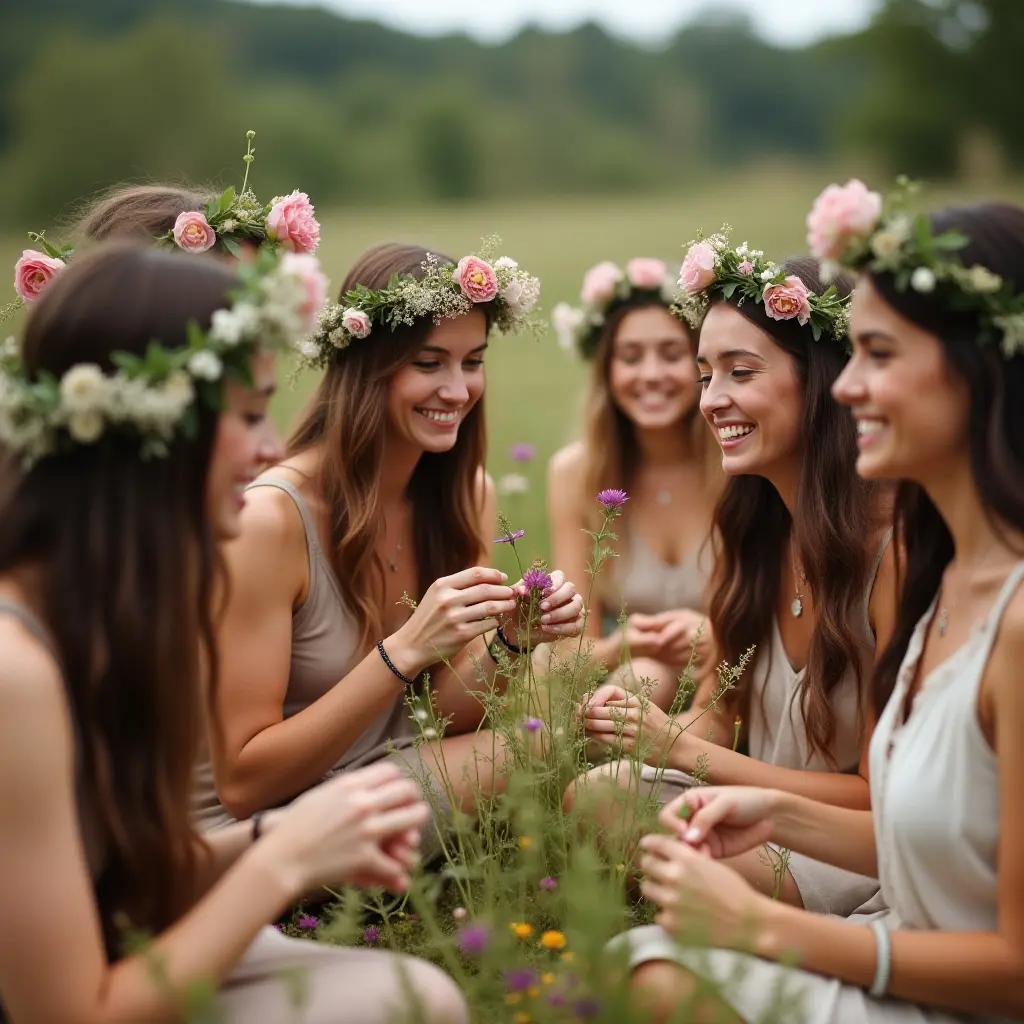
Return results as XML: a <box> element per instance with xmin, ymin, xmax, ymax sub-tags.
<box><xmin>607</xmin><ymin>305</ymin><xmax>699</xmax><ymax>431</ymax></box>
<box><xmin>206</xmin><ymin>350</ymin><xmax>282</xmax><ymax>540</ymax></box>
<box><xmin>385</xmin><ymin>309</ymin><xmax>488</xmax><ymax>454</ymax></box>
<box><xmin>833</xmin><ymin>275</ymin><xmax>970</xmax><ymax>482</ymax></box>
<box><xmin>697</xmin><ymin>303</ymin><xmax>804</xmax><ymax>479</ymax></box>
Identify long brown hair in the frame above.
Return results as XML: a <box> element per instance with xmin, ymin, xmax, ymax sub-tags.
<box><xmin>0</xmin><ymin>243</ymin><xmax>233</xmax><ymax>953</ymax></box>
<box><xmin>287</xmin><ymin>242</ymin><xmax>489</xmax><ymax>650</ymax></box>
<box><xmin>708</xmin><ymin>257</ymin><xmax>884</xmax><ymax>765</ymax></box>
<box><xmin>580</xmin><ymin>297</ymin><xmax>716</xmax><ymax>529</ymax></box>
<box><xmin>72</xmin><ymin>184</ymin><xmax>215</xmax><ymax>245</ymax></box>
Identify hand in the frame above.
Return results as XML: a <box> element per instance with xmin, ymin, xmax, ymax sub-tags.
<box><xmin>630</xmin><ymin>610</ymin><xmax>713</xmax><ymax>667</ymax></box>
<box><xmin>576</xmin><ymin>682</ymin><xmax>630</xmax><ymax>719</ymax></box>
<box><xmin>621</xmin><ymin>618</ymin><xmax>670</xmax><ymax>661</ymax></box>
<box><xmin>500</xmin><ymin>569</ymin><xmax>585</xmax><ymax>647</ymax></box>
<box><xmin>659</xmin><ymin>787</ymin><xmax>777</xmax><ymax>860</ymax></box>
<box><xmin>390</xmin><ymin>567</ymin><xmax>517</xmax><ymax>672</ymax></box>
<box><xmin>581</xmin><ymin>692</ymin><xmax>688</xmax><ymax>767</ymax></box>
<box><xmin>638</xmin><ymin>832</ymin><xmax>767</xmax><ymax>946</ymax></box>
<box><xmin>269</xmin><ymin>762</ymin><xmax>430</xmax><ymax>895</ymax></box>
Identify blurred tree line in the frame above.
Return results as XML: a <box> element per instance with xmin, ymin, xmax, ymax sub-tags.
<box><xmin>0</xmin><ymin>0</ymin><xmax>1019</xmax><ymax>224</ymax></box>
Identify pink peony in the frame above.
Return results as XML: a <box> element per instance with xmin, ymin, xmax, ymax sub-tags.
<box><xmin>805</xmin><ymin>179</ymin><xmax>882</xmax><ymax>261</ymax></box>
<box><xmin>625</xmin><ymin>257</ymin><xmax>666</xmax><ymax>291</ymax></box>
<box><xmin>172</xmin><ymin>211</ymin><xmax>217</xmax><ymax>253</ymax></box>
<box><xmin>14</xmin><ymin>250</ymin><xmax>66</xmax><ymax>303</ymax></box>
<box><xmin>280</xmin><ymin>252</ymin><xmax>329</xmax><ymax>331</ymax></box>
<box><xmin>580</xmin><ymin>261</ymin><xmax>623</xmax><ymax>305</ymax></box>
<box><xmin>762</xmin><ymin>275</ymin><xmax>812</xmax><ymax>326</ymax></box>
<box><xmin>267</xmin><ymin>191</ymin><xmax>321</xmax><ymax>254</ymax></box>
<box><xmin>341</xmin><ymin>306</ymin><xmax>372</xmax><ymax>339</ymax></box>
<box><xmin>453</xmin><ymin>255</ymin><xmax>499</xmax><ymax>303</ymax></box>
<box><xmin>737</xmin><ymin>260</ymin><xmax>755</xmax><ymax>276</ymax></box>
<box><xmin>679</xmin><ymin>242</ymin><xmax>717</xmax><ymax>294</ymax></box>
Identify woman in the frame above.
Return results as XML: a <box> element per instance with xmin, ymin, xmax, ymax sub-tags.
<box><xmin>577</xmin><ymin>241</ymin><xmax>897</xmax><ymax>915</ymax></box>
<box><xmin>622</xmin><ymin>187</ymin><xmax>1024</xmax><ymax>1023</ymax></box>
<box><xmin>0</xmin><ymin>243</ymin><xmax>468</xmax><ymax>1023</ymax></box>
<box><xmin>549</xmin><ymin>258</ymin><xmax>718</xmax><ymax>710</ymax></box>
<box><xmin>197</xmin><ymin>241</ymin><xmax>585</xmax><ymax>839</ymax></box>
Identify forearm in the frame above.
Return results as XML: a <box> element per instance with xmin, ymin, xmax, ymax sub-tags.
<box><xmin>431</xmin><ymin>634</ymin><xmax>501</xmax><ymax>732</ymax></box>
<box><xmin>756</xmin><ymin>899</ymin><xmax>1024</xmax><ymax>1019</ymax></box>
<box><xmin>188</xmin><ymin>811</ymin><xmax>287</xmax><ymax>903</ymax></box>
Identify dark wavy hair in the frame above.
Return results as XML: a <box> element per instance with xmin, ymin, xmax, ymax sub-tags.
<box><xmin>870</xmin><ymin>202</ymin><xmax>1024</xmax><ymax>715</ymax></box>
<box><xmin>707</xmin><ymin>257</ymin><xmax>885</xmax><ymax>766</ymax></box>
<box><xmin>0</xmin><ymin>243</ymin><xmax>233</xmax><ymax>954</ymax></box>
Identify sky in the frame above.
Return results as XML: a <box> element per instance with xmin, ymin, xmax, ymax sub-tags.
<box><xmin>263</xmin><ymin>0</ymin><xmax>878</xmax><ymax>47</ymax></box>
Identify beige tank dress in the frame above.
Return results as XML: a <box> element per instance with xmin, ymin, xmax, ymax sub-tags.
<box><xmin>0</xmin><ymin>599</ymin><xmax>467</xmax><ymax>1024</ymax></box>
<box><xmin>615</xmin><ymin>561</ymin><xmax>1023</xmax><ymax>1024</ymax></box>
<box><xmin>635</xmin><ymin>534</ymin><xmax>892</xmax><ymax>917</ymax></box>
<box><xmin>192</xmin><ymin>478</ymin><xmax>450</xmax><ymax>850</ymax></box>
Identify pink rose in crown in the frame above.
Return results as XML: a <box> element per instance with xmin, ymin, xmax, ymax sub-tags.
<box><xmin>341</xmin><ymin>307</ymin><xmax>372</xmax><ymax>339</ymax></box>
<box><xmin>453</xmin><ymin>255</ymin><xmax>499</xmax><ymax>303</ymax></box>
<box><xmin>14</xmin><ymin>250</ymin><xmax>66</xmax><ymax>303</ymax></box>
<box><xmin>280</xmin><ymin>253</ymin><xmax>329</xmax><ymax>331</ymax></box>
<box><xmin>762</xmin><ymin>275</ymin><xmax>812</xmax><ymax>325</ymax></box>
<box><xmin>806</xmin><ymin>179</ymin><xmax>882</xmax><ymax>261</ymax></box>
<box><xmin>267</xmin><ymin>191</ymin><xmax>321</xmax><ymax>254</ymax></box>
<box><xmin>625</xmin><ymin>257</ymin><xmax>667</xmax><ymax>291</ymax></box>
<box><xmin>738</xmin><ymin>260</ymin><xmax>755</xmax><ymax>276</ymax></box>
<box><xmin>580</xmin><ymin>261</ymin><xmax>624</xmax><ymax>305</ymax></box>
<box><xmin>172</xmin><ymin>211</ymin><xmax>217</xmax><ymax>253</ymax></box>
<box><xmin>679</xmin><ymin>242</ymin><xmax>717</xmax><ymax>294</ymax></box>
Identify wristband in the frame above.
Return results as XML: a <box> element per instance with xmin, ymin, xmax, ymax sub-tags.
<box><xmin>495</xmin><ymin>625</ymin><xmax>525</xmax><ymax>655</ymax></box>
<box><xmin>869</xmin><ymin>919</ymin><xmax>891</xmax><ymax>998</ymax></box>
<box><xmin>377</xmin><ymin>639</ymin><xmax>418</xmax><ymax>687</ymax></box>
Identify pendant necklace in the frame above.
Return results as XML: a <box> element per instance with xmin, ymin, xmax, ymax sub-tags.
<box><xmin>791</xmin><ymin>555</ymin><xmax>807</xmax><ymax>618</ymax></box>
<box><xmin>386</xmin><ymin>540</ymin><xmax>402</xmax><ymax>574</ymax></box>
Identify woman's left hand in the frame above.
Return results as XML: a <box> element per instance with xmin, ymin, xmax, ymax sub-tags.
<box><xmin>499</xmin><ymin>569</ymin><xmax>585</xmax><ymax>646</ymax></box>
<box><xmin>638</xmin><ymin>832</ymin><xmax>767</xmax><ymax>947</ymax></box>
<box><xmin>582</xmin><ymin>693</ymin><xmax>691</xmax><ymax>768</ymax></box>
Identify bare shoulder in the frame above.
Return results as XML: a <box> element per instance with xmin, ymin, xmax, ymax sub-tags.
<box><xmin>989</xmin><ymin>583</ymin><xmax>1024</xmax><ymax>706</ymax></box>
<box><xmin>548</xmin><ymin>440</ymin><xmax>586</xmax><ymax>483</ymax></box>
<box><xmin>474</xmin><ymin>466</ymin><xmax>496</xmax><ymax>509</ymax></box>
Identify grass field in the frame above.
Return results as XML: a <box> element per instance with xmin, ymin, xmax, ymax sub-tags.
<box><xmin>5</xmin><ymin>166</ymin><xmax>1024</xmax><ymax>566</ymax></box>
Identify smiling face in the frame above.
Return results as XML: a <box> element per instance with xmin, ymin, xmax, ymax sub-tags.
<box><xmin>832</xmin><ymin>275</ymin><xmax>971</xmax><ymax>483</ymax></box>
<box><xmin>697</xmin><ymin>302</ymin><xmax>804</xmax><ymax>480</ymax></box>
<box><xmin>206</xmin><ymin>350</ymin><xmax>282</xmax><ymax>540</ymax></box>
<box><xmin>385</xmin><ymin>308</ymin><xmax>487</xmax><ymax>454</ymax></box>
<box><xmin>606</xmin><ymin>304</ymin><xmax>698</xmax><ymax>430</ymax></box>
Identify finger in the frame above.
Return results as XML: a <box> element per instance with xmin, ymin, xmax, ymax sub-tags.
<box><xmin>583</xmin><ymin>685</ymin><xmax>628</xmax><ymax>710</ymax></box>
<box><xmin>365</xmin><ymin>801</ymin><xmax>431</xmax><ymax>841</ymax></box>
<box><xmin>657</xmin><ymin>790</ymin><xmax>711</xmax><ymax>833</ymax></box>
<box><xmin>639</xmin><ymin>832</ymin><xmax>690</xmax><ymax>860</ymax></box>
<box><xmin>334</xmin><ymin>761</ymin><xmax>405</xmax><ymax>793</ymax></box>
<box><xmin>541</xmin><ymin>597</ymin><xmax>584</xmax><ymax>627</ymax></box>
<box><xmin>539</xmin><ymin>578</ymin><xmax>574</xmax><ymax>612</ymax></box>
<box><xmin>639</xmin><ymin>879</ymin><xmax>682</xmax><ymax>910</ymax></box>
<box><xmin>537</xmin><ymin>570</ymin><xmax>565</xmax><ymax>603</ymax></box>
<box><xmin>452</xmin><ymin>583</ymin><xmax>518</xmax><ymax>607</ymax></box>
<box><xmin>358</xmin><ymin>777</ymin><xmax>425</xmax><ymax>812</ymax></box>
<box><xmin>442</xmin><ymin>566</ymin><xmax>510</xmax><ymax>589</ymax></box>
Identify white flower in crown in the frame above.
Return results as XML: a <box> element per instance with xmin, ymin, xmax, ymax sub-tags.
<box><xmin>187</xmin><ymin>350</ymin><xmax>224</xmax><ymax>381</ymax></box>
<box><xmin>551</xmin><ymin>301</ymin><xmax>586</xmax><ymax>352</ymax></box>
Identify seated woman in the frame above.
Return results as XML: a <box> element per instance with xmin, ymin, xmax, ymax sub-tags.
<box><xmin>549</xmin><ymin>258</ymin><xmax>719</xmax><ymax>710</ymax></box>
<box><xmin>574</xmin><ymin>240</ymin><xmax>897</xmax><ymax>915</ymax></box>
<box><xmin>0</xmin><ymin>242</ymin><xmax>467</xmax><ymax>1023</ymax></box>
<box><xmin>622</xmin><ymin>184</ymin><xmax>1024</xmax><ymax>1024</ymax></box>
<box><xmin>197</xmin><ymin>241</ymin><xmax>585</xmax><ymax>847</ymax></box>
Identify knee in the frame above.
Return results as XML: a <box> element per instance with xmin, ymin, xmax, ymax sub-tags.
<box><xmin>562</xmin><ymin>760</ymin><xmax>635</xmax><ymax>813</ymax></box>
<box><xmin>631</xmin><ymin>961</ymin><xmax>691</xmax><ymax>1024</ymax></box>
<box><xmin>398</xmin><ymin>959</ymin><xmax>469</xmax><ymax>1024</ymax></box>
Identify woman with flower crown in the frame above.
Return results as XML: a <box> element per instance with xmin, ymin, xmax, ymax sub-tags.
<box><xmin>613</xmin><ymin>183</ymin><xmax>1024</xmax><ymax>1024</ymax></box>
<box><xmin>196</xmin><ymin>240</ymin><xmax>586</xmax><ymax>844</ymax></box>
<box><xmin>548</xmin><ymin>258</ymin><xmax>719</xmax><ymax>711</ymax></box>
<box><xmin>573</xmin><ymin>239</ymin><xmax>898</xmax><ymax>917</ymax></box>
<box><xmin>0</xmin><ymin>243</ymin><xmax>468</xmax><ymax>1023</ymax></box>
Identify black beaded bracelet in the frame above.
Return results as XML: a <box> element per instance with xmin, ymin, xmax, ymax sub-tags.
<box><xmin>495</xmin><ymin>625</ymin><xmax>525</xmax><ymax>655</ymax></box>
<box><xmin>377</xmin><ymin>639</ymin><xmax>418</xmax><ymax>687</ymax></box>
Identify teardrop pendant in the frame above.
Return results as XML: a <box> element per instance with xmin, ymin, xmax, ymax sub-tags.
<box><xmin>791</xmin><ymin>597</ymin><xmax>803</xmax><ymax>618</ymax></box>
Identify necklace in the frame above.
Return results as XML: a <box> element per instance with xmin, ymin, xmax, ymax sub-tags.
<box><xmin>791</xmin><ymin>554</ymin><xmax>807</xmax><ymax>618</ymax></box>
<box><xmin>935</xmin><ymin>545</ymin><xmax>1010</xmax><ymax>638</ymax></box>
<box><xmin>657</xmin><ymin>489</ymin><xmax>672</xmax><ymax>506</ymax></box>
<box><xmin>385</xmin><ymin>539</ymin><xmax>402</xmax><ymax>574</ymax></box>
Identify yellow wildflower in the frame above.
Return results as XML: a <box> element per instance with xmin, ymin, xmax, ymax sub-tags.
<box><xmin>514</xmin><ymin>1014</ymin><xmax>532</xmax><ymax>1024</ymax></box>
<box><xmin>518</xmin><ymin>836</ymin><xmax>534</xmax><ymax>850</ymax></box>
<box><xmin>505</xmin><ymin>992</ymin><xmax>522</xmax><ymax>1005</ymax></box>
<box><xmin>540</xmin><ymin>930</ymin><xmax>567</xmax><ymax>950</ymax></box>
<box><xmin>527</xmin><ymin>987</ymin><xmax>540</xmax><ymax>998</ymax></box>
<box><xmin>541</xmin><ymin>973</ymin><xmax>556</xmax><ymax>985</ymax></box>
<box><xmin>561</xmin><ymin>952</ymin><xmax>575</xmax><ymax>964</ymax></box>
<box><xmin>510</xmin><ymin>922</ymin><xmax>534</xmax><ymax>940</ymax></box>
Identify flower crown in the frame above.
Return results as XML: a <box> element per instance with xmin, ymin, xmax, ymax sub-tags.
<box><xmin>3</xmin><ymin>131</ymin><xmax>321</xmax><ymax>323</ymax></box>
<box><xmin>298</xmin><ymin>236</ymin><xmax>541</xmax><ymax>370</ymax></box>
<box><xmin>806</xmin><ymin>176</ymin><xmax>1024</xmax><ymax>358</ymax></box>
<box><xmin>551</xmin><ymin>257</ymin><xmax>681</xmax><ymax>359</ymax></box>
<box><xmin>0</xmin><ymin>248</ymin><xmax>328</xmax><ymax>467</ymax></box>
<box><xmin>673</xmin><ymin>227</ymin><xmax>851</xmax><ymax>345</ymax></box>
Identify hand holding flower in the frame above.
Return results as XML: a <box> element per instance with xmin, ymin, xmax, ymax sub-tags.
<box><xmin>499</xmin><ymin>568</ymin><xmax>585</xmax><ymax>646</ymax></box>
<box><xmin>582</xmin><ymin>692</ymin><xmax>690</xmax><ymax>768</ymax></box>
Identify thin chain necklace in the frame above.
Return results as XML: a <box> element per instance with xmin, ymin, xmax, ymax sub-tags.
<box><xmin>936</xmin><ymin>545</ymin><xmax>1010</xmax><ymax>638</ymax></box>
<box><xmin>385</xmin><ymin>539</ymin><xmax>403</xmax><ymax>574</ymax></box>
<box><xmin>791</xmin><ymin>551</ymin><xmax>808</xmax><ymax>618</ymax></box>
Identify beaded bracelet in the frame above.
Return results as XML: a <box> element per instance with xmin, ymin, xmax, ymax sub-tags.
<box><xmin>377</xmin><ymin>639</ymin><xmax>418</xmax><ymax>687</ymax></box>
<box><xmin>495</xmin><ymin>625</ymin><xmax>525</xmax><ymax>655</ymax></box>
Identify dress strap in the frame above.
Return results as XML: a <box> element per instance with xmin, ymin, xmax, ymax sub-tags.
<box><xmin>862</xmin><ymin>528</ymin><xmax>894</xmax><ymax>638</ymax></box>
<box><xmin>0</xmin><ymin>598</ymin><xmax>60</xmax><ymax>665</ymax></box>
<box><xmin>974</xmin><ymin>560</ymin><xmax>1024</xmax><ymax>661</ymax></box>
<box><xmin>247</xmin><ymin>477</ymin><xmax>324</xmax><ymax>558</ymax></box>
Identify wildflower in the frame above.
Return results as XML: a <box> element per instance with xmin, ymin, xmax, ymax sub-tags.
<box><xmin>457</xmin><ymin>923</ymin><xmax>491</xmax><ymax>955</ymax></box>
<box><xmin>541</xmin><ymin>972</ymin><xmax>556</xmax><ymax>985</ymax></box>
<box><xmin>522</xmin><ymin>567</ymin><xmax>552</xmax><ymax>592</ymax></box>
<box><xmin>506</xmin><ymin>993</ymin><xmax>523</xmax><ymax>1006</ymax></box>
<box><xmin>496</xmin><ymin>528</ymin><xmax>526</xmax><ymax>544</ymax></box>
<box><xmin>596</xmin><ymin>488</ymin><xmax>629</xmax><ymax>511</ymax></box>
<box><xmin>509</xmin><ymin>442</ymin><xmax>536</xmax><ymax>462</ymax></box>
<box><xmin>527</xmin><ymin>987</ymin><xmax>541</xmax><ymax>998</ymax></box>
<box><xmin>547</xmin><ymin>992</ymin><xmax>567</xmax><ymax>1008</ymax></box>
<box><xmin>505</xmin><ymin>968</ymin><xmax>537</xmax><ymax>992</ymax></box>
<box><xmin>511</xmin><ymin>921</ymin><xmax>534</xmax><ymax>939</ymax></box>
<box><xmin>524</xmin><ymin>717</ymin><xmax>544</xmax><ymax>734</ymax></box>
<box><xmin>561</xmin><ymin>952</ymin><xmax>575</xmax><ymax>964</ymax></box>
<box><xmin>518</xmin><ymin>836</ymin><xmax>535</xmax><ymax>850</ymax></box>
<box><xmin>297</xmin><ymin>915</ymin><xmax>318</xmax><ymax>930</ymax></box>
<box><xmin>498</xmin><ymin>474</ymin><xmax>530</xmax><ymax>496</ymax></box>
<box><xmin>452</xmin><ymin>906</ymin><xmax>467</xmax><ymax>921</ymax></box>
<box><xmin>514</xmin><ymin>1013</ymin><xmax>532</xmax><ymax>1024</ymax></box>
<box><xmin>539</xmin><ymin>875</ymin><xmax>557</xmax><ymax>890</ymax></box>
<box><xmin>363</xmin><ymin>926</ymin><xmax>380</xmax><ymax>944</ymax></box>
<box><xmin>574</xmin><ymin>995</ymin><xmax>603</xmax><ymax>1018</ymax></box>
<box><xmin>423</xmin><ymin>727</ymin><xmax>438</xmax><ymax>740</ymax></box>
<box><xmin>540</xmin><ymin>930</ymin><xmax>567</xmax><ymax>950</ymax></box>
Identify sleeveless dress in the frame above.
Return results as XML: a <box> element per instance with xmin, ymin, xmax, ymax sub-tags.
<box><xmin>634</xmin><ymin>534</ymin><xmax>892</xmax><ymax>917</ymax></box>
<box><xmin>191</xmin><ymin>478</ymin><xmax>451</xmax><ymax>852</ymax></box>
<box><xmin>0</xmin><ymin>598</ymin><xmax>465</xmax><ymax>1024</ymax></box>
<box><xmin>613</xmin><ymin>560</ymin><xmax>1023</xmax><ymax>1024</ymax></box>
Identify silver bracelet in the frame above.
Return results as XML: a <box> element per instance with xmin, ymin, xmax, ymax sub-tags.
<box><xmin>869</xmin><ymin>919</ymin><xmax>891</xmax><ymax>999</ymax></box>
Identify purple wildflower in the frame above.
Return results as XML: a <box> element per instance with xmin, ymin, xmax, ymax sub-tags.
<box><xmin>539</xmin><ymin>875</ymin><xmax>557</xmax><ymax>890</ymax></box>
<box><xmin>495</xmin><ymin>529</ymin><xmax>526</xmax><ymax>544</ymax></box>
<box><xmin>504</xmin><ymin>968</ymin><xmax>538</xmax><ymax>993</ymax></box>
<box><xmin>363</xmin><ymin>926</ymin><xmax>380</xmax><ymax>944</ymax></box>
<box><xmin>574</xmin><ymin>996</ymin><xmax>604</xmax><ymax>1019</ymax></box>
<box><xmin>524</xmin><ymin>716</ymin><xmax>544</xmax><ymax>734</ymax></box>
<box><xmin>596</xmin><ymin>488</ymin><xmax>629</xmax><ymax>511</ymax></box>
<box><xmin>510</xmin><ymin>442</ymin><xmax>536</xmax><ymax>463</ymax></box>
<box><xmin>457</xmin><ymin>923</ymin><xmax>491</xmax><ymax>955</ymax></box>
<box><xmin>547</xmin><ymin>992</ymin><xmax>567</xmax><ymax>1008</ymax></box>
<box><xmin>522</xmin><ymin>567</ymin><xmax>553</xmax><ymax>592</ymax></box>
<box><xmin>297</xmin><ymin>915</ymin><xmax>318</xmax><ymax>930</ymax></box>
